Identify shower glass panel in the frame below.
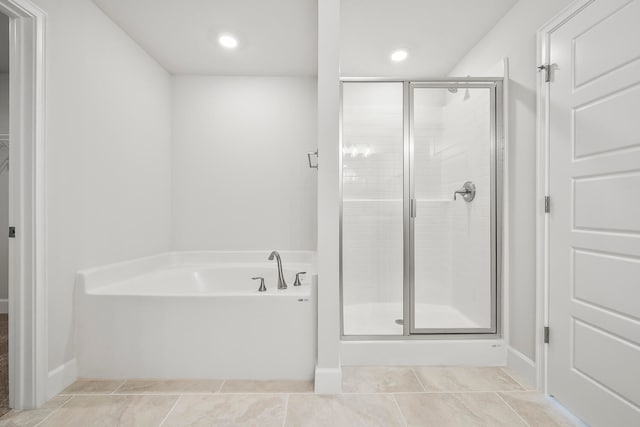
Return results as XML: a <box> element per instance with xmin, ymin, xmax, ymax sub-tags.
<box><xmin>341</xmin><ymin>79</ymin><xmax>500</xmax><ymax>337</ymax></box>
<box><xmin>411</xmin><ymin>84</ymin><xmax>496</xmax><ymax>333</ymax></box>
<box><xmin>341</xmin><ymin>82</ymin><xmax>404</xmax><ymax>336</ymax></box>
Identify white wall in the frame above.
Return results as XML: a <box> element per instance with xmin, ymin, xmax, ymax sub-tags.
<box><xmin>31</xmin><ymin>0</ymin><xmax>173</xmax><ymax>380</ymax></box>
<box><xmin>0</xmin><ymin>73</ymin><xmax>7</xmax><ymax>130</ymax></box>
<box><xmin>315</xmin><ymin>0</ymin><xmax>341</xmax><ymax>393</ymax></box>
<box><xmin>171</xmin><ymin>76</ymin><xmax>317</xmax><ymax>251</ymax></box>
<box><xmin>449</xmin><ymin>0</ymin><xmax>574</xmax><ymax>363</ymax></box>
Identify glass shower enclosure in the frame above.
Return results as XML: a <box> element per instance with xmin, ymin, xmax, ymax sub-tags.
<box><xmin>341</xmin><ymin>79</ymin><xmax>502</xmax><ymax>337</ymax></box>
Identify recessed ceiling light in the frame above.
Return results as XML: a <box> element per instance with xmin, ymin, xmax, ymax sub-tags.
<box><xmin>390</xmin><ymin>49</ymin><xmax>408</xmax><ymax>62</ymax></box>
<box><xmin>218</xmin><ymin>33</ymin><xmax>239</xmax><ymax>49</ymax></box>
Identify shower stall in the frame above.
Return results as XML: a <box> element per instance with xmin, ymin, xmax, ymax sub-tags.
<box><xmin>340</xmin><ymin>79</ymin><xmax>503</xmax><ymax>337</ymax></box>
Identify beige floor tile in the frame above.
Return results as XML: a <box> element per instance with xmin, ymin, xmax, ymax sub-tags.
<box><xmin>0</xmin><ymin>409</ymin><xmax>49</xmax><ymax>427</ymax></box>
<box><xmin>221</xmin><ymin>380</ymin><xmax>313</xmax><ymax>393</ymax></box>
<box><xmin>500</xmin><ymin>392</ymin><xmax>584</xmax><ymax>427</ymax></box>
<box><xmin>413</xmin><ymin>367</ymin><xmax>524</xmax><ymax>392</ymax></box>
<box><xmin>115</xmin><ymin>379</ymin><xmax>223</xmax><ymax>394</ymax></box>
<box><xmin>285</xmin><ymin>394</ymin><xmax>404</xmax><ymax>427</ymax></box>
<box><xmin>39</xmin><ymin>395</ymin><xmax>177</xmax><ymax>427</ymax></box>
<box><xmin>3</xmin><ymin>369</ymin><xmax>590</xmax><ymax>427</ymax></box>
<box><xmin>342</xmin><ymin>367</ymin><xmax>424</xmax><ymax>393</ymax></box>
<box><xmin>62</xmin><ymin>379</ymin><xmax>124</xmax><ymax>395</ymax></box>
<box><xmin>162</xmin><ymin>394</ymin><xmax>286</xmax><ymax>427</ymax></box>
<box><xmin>500</xmin><ymin>368</ymin><xmax>536</xmax><ymax>391</ymax></box>
<box><xmin>395</xmin><ymin>392</ymin><xmax>528</xmax><ymax>427</ymax></box>
<box><xmin>41</xmin><ymin>396</ymin><xmax>74</xmax><ymax>410</ymax></box>
<box><xmin>0</xmin><ymin>396</ymin><xmax>71</xmax><ymax>427</ymax></box>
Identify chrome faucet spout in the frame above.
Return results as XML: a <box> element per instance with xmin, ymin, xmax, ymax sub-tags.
<box><xmin>268</xmin><ymin>251</ymin><xmax>287</xmax><ymax>290</ymax></box>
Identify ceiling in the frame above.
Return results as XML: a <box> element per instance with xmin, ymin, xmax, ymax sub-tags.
<box><xmin>340</xmin><ymin>0</ymin><xmax>518</xmax><ymax>77</ymax></box>
<box><xmin>92</xmin><ymin>0</ymin><xmax>517</xmax><ymax>77</ymax></box>
<box><xmin>92</xmin><ymin>0</ymin><xmax>318</xmax><ymax>76</ymax></box>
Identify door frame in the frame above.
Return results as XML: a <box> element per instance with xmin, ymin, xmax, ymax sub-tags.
<box><xmin>339</xmin><ymin>77</ymin><xmax>504</xmax><ymax>340</ymax></box>
<box><xmin>0</xmin><ymin>0</ymin><xmax>48</xmax><ymax>409</ymax></box>
<box><xmin>535</xmin><ymin>0</ymin><xmax>596</xmax><ymax>393</ymax></box>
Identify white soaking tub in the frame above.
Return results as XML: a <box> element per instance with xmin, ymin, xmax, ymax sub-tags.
<box><xmin>75</xmin><ymin>251</ymin><xmax>317</xmax><ymax>380</ymax></box>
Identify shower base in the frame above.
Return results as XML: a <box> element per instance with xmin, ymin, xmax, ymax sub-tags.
<box><xmin>343</xmin><ymin>302</ymin><xmax>480</xmax><ymax>336</ymax></box>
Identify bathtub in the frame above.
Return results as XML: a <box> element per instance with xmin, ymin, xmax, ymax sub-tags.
<box><xmin>75</xmin><ymin>251</ymin><xmax>317</xmax><ymax>380</ymax></box>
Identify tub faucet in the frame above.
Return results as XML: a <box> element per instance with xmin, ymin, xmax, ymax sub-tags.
<box><xmin>268</xmin><ymin>251</ymin><xmax>287</xmax><ymax>290</ymax></box>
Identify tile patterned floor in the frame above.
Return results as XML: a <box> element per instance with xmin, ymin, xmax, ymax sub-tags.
<box><xmin>0</xmin><ymin>367</ymin><xmax>586</xmax><ymax>427</ymax></box>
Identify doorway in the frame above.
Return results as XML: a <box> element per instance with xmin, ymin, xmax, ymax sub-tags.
<box><xmin>0</xmin><ymin>11</ymin><xmax>8</xmax><ymax>416</ymax></box>
<box><xmin>0</xmin><ymin>0</ymin><xmax>47</xmax><ymax>410</ymax></box>
<box><xmin>539</xmin><ymin>0</ymin><xmax>640</xmax><ymax>425</ymax></box>
<box><xmin>340</xmin><ymin>79</ymin><xmax>503</xmax><ymax>337</ymax></box>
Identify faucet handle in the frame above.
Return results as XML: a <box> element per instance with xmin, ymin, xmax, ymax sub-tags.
<box><xmin>293</xmin><ymin>272</ymin><xmax>307</xmax><ymax>286</ymax></box>
<box><xmin>252</xmin><ymin>277</ymin><xmax>267</xmax><ymax>292</ymax></box>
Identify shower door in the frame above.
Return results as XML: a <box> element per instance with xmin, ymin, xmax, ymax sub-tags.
<box><xmin>341</xmin><ymin>80</ymin><xmax>501</xmax><ymax>337</ymax></box>
<box><xmin>410</xmin><ymin>82</ymin><xmax>499</xmax><ymax>334</ymax></box>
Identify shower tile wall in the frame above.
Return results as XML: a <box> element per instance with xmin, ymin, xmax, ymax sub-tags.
<box><xmin>446</xmin><ymin>90</ymin><xmax>491</xmax><ymax>327</ymax></box>
<box><xmin>414</xmin><ymin>101</ymin><xmax>452</xmax><ymax>308</ymax></box>
<box><xmin>414</xmin><ymin>88</ymin><xmax>492</xmax><ymax>327</ymax></box>
<box><xmin>342</xmin><ymin>202</ymin><xmax>403</xmax><ymax>306</ymax></box>
<box><xmin>342</xmin><ymin>83</ymin><xmax>403</xmax><ymax>309</ymax></box>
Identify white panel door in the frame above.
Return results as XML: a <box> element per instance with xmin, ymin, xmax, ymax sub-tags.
<box><xmin>547</xmin><ymin>0</ymin><xmax>640</xmax><ymax>426</ymax></box>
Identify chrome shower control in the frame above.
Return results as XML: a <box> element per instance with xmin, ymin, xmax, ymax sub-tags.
<box><xmin>252</xmin><ymin>277</ymin><xmax>267</xmax><ymax>292</ymax></box>
<box><xmin>293</xmin><ymin>272</ymin><xmax>307</xmax><ymax>286</ymax></box>
<box><xmin>454</xmin><ymin>181</ymin><xmax>476</xmax><ymax>202</ymax></box>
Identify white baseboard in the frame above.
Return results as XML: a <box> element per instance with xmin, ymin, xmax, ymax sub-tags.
<box><xmin>0</xmin><ymin>299</ymin><xmax>7</xmax><ymax>314</ymax></box>
<box><xmin>506</xmin><ymin>346</ymin><xmax>537</xmax><ymax>389</ymax></box>
<box><xmin>341</xmin><ymin>339</ymin><xmax>507</xmax><ymax>366</ymax></box>
<box><xmin>47</xmin><ymin>358</ymin><xmax>78</xmax><ymax>400</ymax></box>
<box><xmin>314</xmin><ymin>366</ymin><xmax>342</xmax><ymax>394</ymax></box>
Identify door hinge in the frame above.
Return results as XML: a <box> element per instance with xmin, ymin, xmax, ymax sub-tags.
<box><xmin>544</xmin><ymin>326</ymin><xmax>550</xmax><ymax>344</ymax></box>
<box><xmin>538</xmin><ymin>64</ymin><xmax>551</xmax><ymax>83</ymax></box>
<box><xmin>8</xmin><ymin>226</ymin><xmax>15</xmax><ymax>238</ymax></box>
<box><xmin>544</xmin><ymin>196</ymin><xmax>551</xmax><ymax>213</ymax></box>
<box><xmin>410</xmin><ymin>199</ymin><xmax>417</xmax><ymax>218</ymax></box>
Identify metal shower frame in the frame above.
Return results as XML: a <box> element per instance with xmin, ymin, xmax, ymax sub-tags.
<box><xmin>339</xmin><ymin>77</ymin><xmax>504</xmax><ymax>340</ymax></box>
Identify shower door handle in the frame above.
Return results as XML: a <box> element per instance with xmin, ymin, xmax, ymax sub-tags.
<box><xmin>410</xmin><ymin>199</ymin><xmax>417</xmax><ymax>218</ymax></box>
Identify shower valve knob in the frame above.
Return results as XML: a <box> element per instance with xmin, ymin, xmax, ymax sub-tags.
<box><xmin>454</xmin><ymin>181</ymin><xmax>476</xmax><ymax>202</ymax></box>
